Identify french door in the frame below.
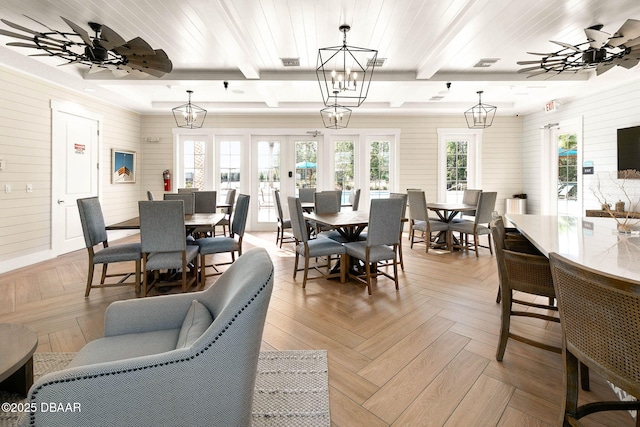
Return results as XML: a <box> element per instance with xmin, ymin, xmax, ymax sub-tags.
<box><xmin>251</xmin><ymin>135</ymin><xmax>322</xmax><ymax>230</ymax></box>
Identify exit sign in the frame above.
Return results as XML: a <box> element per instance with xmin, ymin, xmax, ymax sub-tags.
<box><xmin>545</xmin><ymin>100</ymin><xmax>558</xmax><ymax>112</ymax></box>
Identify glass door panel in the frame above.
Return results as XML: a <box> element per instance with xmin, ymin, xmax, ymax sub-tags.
<box><xmin>369</xmin><ymin>140</ymin><xmax>390</xmax><ymax>199</ymax></box>
<box><xmin>445</xmin><ymin>139</ymin><xmax>468</xmax><ymax>204</ymax></box>
<box><xmin>218</xmin><ymin>140</ymin><xmax>241</xmax><ymax>201</ymax></box>
<box><xmin>256</xmin><ymin>139</ymin><xmax>281</xmax><ymax>223</ymax></box>
<box><xmin>182</xmin><ymin>139</ymin><xmax>206</xmax><ymax>189</ymax></box>
<box><xmin>557</xmin><ymin>132</ymin><xmax>579</xmax><ymax>216</ymax></box>
<box><xmin>294</xmin><ymin>140</ymin><xmax>317</xmax><ymax>193</ymax></box>
<box><xmin>334</xmin><ymin>140</ymin><xmax>355</xmax><ymax>205</ymax></box>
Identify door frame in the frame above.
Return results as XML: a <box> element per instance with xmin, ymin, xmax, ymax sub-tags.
<box><xmin>51</xmin><ymin>100</ymin><xmax>103</xmax><ymax>255</ymax></box>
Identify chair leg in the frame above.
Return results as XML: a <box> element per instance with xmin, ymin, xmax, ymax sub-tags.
<box><xmin>340</xmin><ymin>253</ymin><xmax>347</xmax><ymax>283</ymax></box>
<box><xmin>293</xmin><ymin>252</ymin><xmax>299</xmax><ymax>279</ymax></box>
<box><xmin>134</xmin><ymin>260</ymin><xmax>141</xmax><ymax>295</ymax></box>
<box><xmin>302</xmin><ymin>255</ymin><xmax>310</xmax><ymax>288</ymax></box>
<box><xmin>393</xmin><ymin>254</ymin><xmax>399</xmax><ymax>290</ymax></box>
<box><xmin>200</xmin><ymin>254</ymin><xmax>207</xmax><ymax>288</ymax></box>
<box><xmin>562</xmin><ymin>349</ymin><xmax>581</xmax><ymax>427</ymax></box>
<box><xmin>496</xmin><ymin>288</ymin><xmax>512</xmax><ymax>361</ymax></box>
<box><xmin>278</xmin><ymin>227</ymin><xmax>285</xmax><ymax>248</ymax></box>
<box><xmin>100</xmin><ymin>263</ymin><xmax>108</xmax><ymax>284</ymax></box>
<box><xmin>365</xmin><ymin>261</ymin><xmax>372</xmax><ymax>295</ymax></box>
<box><xmin>397</xmin><ymin>238</ymin><xmax>404</xmax><ymax>271</ymax></box>
<box><xmin>85</xmin><ymin>263</ymin><xmax>96</xmax><ymax>297</ymax></box>
<box><xmin>474</xmin><ymin>232</ymin><xmax>479</xmax><ymax>257</ymax></box>
<box><xmin>276</xmin><ymin>226</ymin><xmax>281</xmax><ymax>246</ymax></box>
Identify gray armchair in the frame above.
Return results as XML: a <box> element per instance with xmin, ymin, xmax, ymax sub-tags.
<box><xmin>19</xmin><ymin>247</ymin><xmax>274</xmax><ymax>427</ymax></box>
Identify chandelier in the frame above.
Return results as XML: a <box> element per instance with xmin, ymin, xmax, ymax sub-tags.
<box><xmin>172</xmin><ymin>90</ymin><xmax>207</xmax><ymax>129</ymax></box>
<box><xmin>320</xmin><ymin>91</ymin><xmax>352</xmax><ymax>129</ymax></box>
<box><xmin>316</xmin><ymin>25</ymin><xmax>377</xmax><ymax>107</ymax></box>
<box><xmin>464</xmin><ymin>91</ymin><xmax>497</xmax><ymax>129</ymax></box>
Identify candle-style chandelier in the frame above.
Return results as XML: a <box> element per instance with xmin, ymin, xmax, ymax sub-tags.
<box><xmin>464</xmin><ymin>91</ymin><xmax>497</xmax><ymax>129</ymax></box>
<box><xmin>320</xmin><ymin>91</ymin><xmax>352</xmax><ymax>129</ymax></box>
<box><xmin>172</xmin><ymin>90</ymin><xmax>207</xmax><ymax>129</ymax></box>
<box><xmin>316</xmin><ymin>25</ymin><xmax>378</xmax><ymax>108</ymax></box>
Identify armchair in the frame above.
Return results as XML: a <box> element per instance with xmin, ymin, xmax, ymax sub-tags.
<box><xmin>19</xmin><ymin>248</ymin><xmax>274</xmax><ymax>427</ymax></box>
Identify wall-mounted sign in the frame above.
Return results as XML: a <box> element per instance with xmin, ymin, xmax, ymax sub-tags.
<box><xmin>74</xmin><ymin>143</ymin><xmax>85</xmax><ymax>154</ymax></box>
<box><xmin>583</xmin><ymin>160</ymin><xmax>594</xmax><ymax>175</ymax></box>
<box><xmin>544</xmin><ymin>100</ymin><xmax>558</xmax><ymax>112</ymax></box>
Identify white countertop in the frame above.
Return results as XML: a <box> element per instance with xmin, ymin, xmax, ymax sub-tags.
<box><xmin>506</xmin><ymin>214</ymin><xmax>640</xmax><ymax>282</ymax></box>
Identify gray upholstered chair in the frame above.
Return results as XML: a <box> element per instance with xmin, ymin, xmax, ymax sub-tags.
<box><xmin>344</xmin><ymin>197</ymin><xmax>405</xmax><ymax>295</ymax></box>
<box><xmin>288</xmin><ymin>197</ymin><xmax>347</xmax><ymax>287</ymax></box>
<box><xmin>349</xmin><ymin>188</ymin><xmax>361</xmax><ymax>211</ymax></box>
<box><xmin>313</xmin><ymin>191</ymin><xmax>340</xmax><ymax>234</ymax></box>
<box><xmin>139</xmin><ymin>200</ymin><xmax>199</xmax><ymax>295</ymax></box>
<box><xmin>163</xmin><ymin>193</ymin><xmax>195</xmax><ymax>215</ymax></box>
<box><xmin>407</xmin><ymin>190</ymin><xmax>448</xmax><ymax>252</ymax></box>
<box><xmin>192</xmin><ymin>191</ymin><xmax>217</xmax><ymax>237</ymax></box>
<box><xmin>77</xmin><ymin>197</ymin><xmax>141</xmax><ymax>297</ymax></box>
<box><xmin>389</xmin><ymin>193</ymin><xmax>408</xmax><ymax>270</ymax></box>
<box><xmin>298</xmin><ymin>187</ymin><xmax>316</xmax><ymax>203</ymax></box>
<box><xmin>549</xmin><ymin>252</ymin><xmax>640</xmax><ymax>426</ymax></box>
<box><xmin>449</xmin><ymin>191</ymin><xmax>497</xmax><ymax>256</ymax></box>
<box><xmin>18</xmin><ymin>248</ymin><xmax>274</xmax><ymax>427</ymax></box>
<box><xmin>197</xmin><ymin>194</ymin><xmax>250</xmax><ymax>283</ymax></box>
<box><xmin>177</xmin><ymin>187</ymin><xmax>198</xmax><ymax>193</ymax></box>
<box><xmin>273</xmin><ymin>189</ymin><xmax>294</xmax><ymax>247</ymax></box>
<box><xmin>146</xmin><ymin>190</ymin><xmax>154</xmax><ymax>201</ymax></box>
<box><xmin>460</xmin><ymin>188</ymin><xmax>482</xmax><ymax>217</ymax></box>
<box><xmin>217</xmin><ymin>189</ymin><xmax>236</xmax><ymax>236</ymax></box>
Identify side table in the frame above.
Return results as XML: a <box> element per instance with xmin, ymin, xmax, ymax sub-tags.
<box><xmin>0</xmin><ymin>323</ymin><xmax>38</xmax><ymax>397</ymax></box>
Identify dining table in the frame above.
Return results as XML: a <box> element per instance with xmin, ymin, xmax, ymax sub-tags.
<box><xmin>106</xmin><ymin>212</ymin><xmax>225</xmax><ymax>235</ymax></box>
<box><xmin>506</xmin><ymin>213</ymin><xmax>640</xmax><ymax>285</ymax></box>
<box><xmin>303</xmin><ymin>210</ymin><xmax>370</xmax><ymax>241</ymax></box>
<box><xmin>426</xmin><ymin>202</ymin><xmax>477</xmax><ymax>250</ymax></box>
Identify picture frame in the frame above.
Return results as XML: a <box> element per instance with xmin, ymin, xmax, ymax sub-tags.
<box><xmin>111</xmin><ymin>149</ymin><xmax>136</xmax><ymax>184</ymax></box>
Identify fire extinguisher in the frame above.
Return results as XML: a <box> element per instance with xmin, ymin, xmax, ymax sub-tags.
<box><xmin>163</xmin><ymin>169</ymin><xmax>171</xmax><ymax>191</ymax></box>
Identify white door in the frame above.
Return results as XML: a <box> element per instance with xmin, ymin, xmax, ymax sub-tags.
<box><xmin>51</xmin><ymin>102</ymin><xmax>100</xmax><ymax>255</ymax></box>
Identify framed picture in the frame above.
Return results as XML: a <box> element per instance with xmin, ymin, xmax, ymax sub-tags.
<box><xmin>112</xmin><ymin>149</ymin><xmax>136</xmax><ymax>183</ymax></box>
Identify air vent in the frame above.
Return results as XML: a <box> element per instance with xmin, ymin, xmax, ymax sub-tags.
<box><xmin>367</xmin><ymin>58</ymin><xmax>386</xmax><ymax>67</ymax></box>
<box><xmin>473</xmin><ymin>58</ymin><xmax>500</xmax><ymax>68</ymax></box>
<box><xmin>280</xmin><ymin>58</ymin><xmax>300</xmax><ymax>67</ymax></box>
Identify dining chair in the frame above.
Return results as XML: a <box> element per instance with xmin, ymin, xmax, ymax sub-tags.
<box><xmin>216</xmin><ymin>189</ymin><xmax>236</xmax><ymax>236</ymax></box>
<box><xmin>139</xmin><ymin>200</ymin><xmax>199</xmax><ymax>295</ymax></box>
<box><xmin>298</xmin><ymin>187</ymin><xmax>316</xmax><ymax>204</ymax></box>
<box><xmin>287</xmin><ymin>197</ymin><xmax>347</xmax><ymax>287</ymax></box>
<box><xmin>491</xmin><ymin>217</ymin><xmax>560</xmax><ymax>362</ymax></box>
<box><xmin>349</xmin><ymin>188</ymin><xmax>361</xmax><ymax>211</ymax></box>
<box><xmin>389</xmin><ymin>192</ymin><xmax>408</xmax><ymax>270</ymax></box>
<box><xmin>197</xmin><ymin>194</ymin><xmax>250</xmax><ymax>284</ymax></box>
<box><xmin>146</xmin><ymin>190</ymin><xmax>154</xmax><ymax>201</ymax></box>
<box><xmin>460</xmin><ymin>188</ymin><xmax>482</xmax><ymax>217</ymax></box>
<box><xmin>163</xmin><ymin>193</ymin><xmax>195</xmax><ymax>215</ymax></box>
<box><xmin>549</xmin><ymin>252</ymin><xmax>640</xmax><ymax>427</ymax></box>
<box><xmin>194</xmin><ymin>190</ymin><xmax>217</xmax><ymax>213</ymax></box>
<box><xmin>407</xmin><ymin>190</ymin><xmax>448</xmax><ymax>252</ymax></box>
<box><xmin>449</xmin><ymin>191</ymin><xmax>497</xmax><ymax>256</ymax></box>
<box><xmin>344</xmin><ymin>197</ymin><xmax>405</xmax><ymax>295</ymax></box>
<box><xmin>274</xmin><ymin>189</ymin><xmax>295</xmax><ymax>247</ymax></box>
<box><xmin>77</xmin><ymin>197</ymin><xmax>142</xmax><ymax>297</ymax></box>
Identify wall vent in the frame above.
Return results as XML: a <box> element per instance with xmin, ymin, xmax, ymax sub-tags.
<box><xmin>281</xmin><ymin>58</ymin><xmax>300</xmax><ymax>66</ymax></box>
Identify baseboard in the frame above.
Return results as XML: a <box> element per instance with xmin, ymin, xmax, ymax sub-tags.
<box><xmin>0</xmin><ymin>249</ymin><xmax>55</xmax><ymax>274</ymax></box>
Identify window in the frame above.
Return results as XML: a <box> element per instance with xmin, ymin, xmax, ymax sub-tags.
<box><xmin>178</xmin><ymin>136</ymin><xmax>207</xmax><ymax>189</ymax></box>
<box><xmin>219</xmin><ymin>140</ymin><xmax>241</xmax><ymax>201</ymax></box>
<box><xmin>334</xmin><ymin>140</ymin><xmax>355</xmax><ymax>205</ymax></box>
<box><xmin>369</xmin><ymin>139</ymin><xmax>390</xmax><ymax>199</ymax></box>
<box><xmin>437</xmin><ymin>129</ymin><xmax>482</xmax><ymax>203</ymax></box>
<box><xmin>295</xmin><ymin>140</ymin><xmax>317</xmax><ymax>191</ymax></box>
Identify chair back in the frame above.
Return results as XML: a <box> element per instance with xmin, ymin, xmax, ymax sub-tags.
<box><xmin>146</xmin><ymin>191</ymin><xmax>154</xmax><ymax>201</ymax></box>
<box><xmin>139</xmin><ymin>200</ymin><xmax>186</xmax><ymax>253</ymax></box>
<box><xmin>314</xmin><ymin>191</ymin><xmax>340</xmax><ymax>214</ymax></box>
<box><xmin>390</xmin><ymin>193</ymin><xmax>408</xmax><ymax>218</ymax></box>
<box><xmin>462</xmin><ymin>189</ymin><xmax>482</xmax><ymax>206</ymax></box>
<box><xmin>231</xmin><ymin>194</ymin><xmax>250</xmax><ymax>237</ymax></box>
<box><xmin>474</xmin><ymin>191</ymin><xmax>497</xmax><ymax>225</ymax></box>
<box><xmin>299</xmin><ymin>187</ymin><xmax>316</xmax><ymax>203</ymax></box>
<box><xmin>224</xmin><ymin>189</ymin><xmax>237</xmax><ymax>217</ymax></box>
<box><xmin>194</xmin><ymin>191</ymin><xmax>217</xmax><ymax>213</ymax></box>
<box><xmin>349</xmin><ymin>189</ymin><xmax>361</xmax><ymax>211</ymax></box>
<box><xmin>274</xmin><ymin>189</ymin><xmax>285</xmax><ymax>221</ymax></box>
<box><xmin>366</xmin><ymin>198</ymin><xmax>405</xmax><ymax>247</ymax></box>
<box><xmin>164</xmin><ymin>193</ymin><xmax>195</xmax><ymax>215</ymax></box>
<box><xmin>549</xmin><ymin>252</ymin><xmax>640</xmax><ymax>398</ymax></box>
<box><xmin>287</xmin><ymin>197</ymin><xmax>309</xmax><ymax>243</ymax></box>
<box><xmin>178</xmin><ymin>187</ymin><xmax>198</xmax><ymax>193</ymax></box>
<box><xmin>407</xmin><ymin>190</ymin><xmax>428</xmax><ymax>222</ymax></box>
<box><xmin>77</xmin><ymin>197</ymin><xmax>108</xmax><ymax>248</ymax></box>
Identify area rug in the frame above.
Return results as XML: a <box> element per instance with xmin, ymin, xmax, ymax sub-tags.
<box><xmin>0</xmin><ymin>350</ymin><xmax>330</xmax><ymax>427</ymax></box>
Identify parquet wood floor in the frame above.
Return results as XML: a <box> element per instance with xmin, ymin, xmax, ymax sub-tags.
<box><xmin>0</xmin><ymin>232</ymin><xmax>633</xmax><ymax>426</ymax></box>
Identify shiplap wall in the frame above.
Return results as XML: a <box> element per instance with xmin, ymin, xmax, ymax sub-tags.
<box><xmin>522</xmin><ymin>77</ymin><xmax>640</xmax><ymax>214</ymax></box>
<box><xmin>0</xmin><ymin>65</ymin><xmax>142</xmax><ymax>272</ymax></box>
<box><xmin>142</xmin><ymin>113</ymin><xmax>524</xmax><ymax>217</ymax></box>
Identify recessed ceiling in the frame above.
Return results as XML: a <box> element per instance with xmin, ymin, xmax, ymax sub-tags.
<box><xmin>2</xmin><ymin>0</ymin><xmax>640</xmax><ymax>116</ymax></box>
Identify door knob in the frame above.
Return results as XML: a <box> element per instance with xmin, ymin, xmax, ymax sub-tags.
<box><xmin>57</xmin><ymin>199</ymin><xmax>65</xmax><ymax>204</ymax></box>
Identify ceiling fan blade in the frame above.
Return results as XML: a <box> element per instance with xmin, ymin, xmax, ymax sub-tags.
<box><xmin>584</xmin><ymin>28</ymin><xmax>610</xmax><ymax>49</ymax></box>
<box><xmin>60</xmin><ymin>17</ymin><xmax>93</xmax><ymax>47</ymax></box>
<box><xmin>98</xmin><ymin>24</ymin><xmax>126</xmax><ymax>50</ymax></box>
<box><xmin>127</xmin><ymin>62</ymin><xmax>166</xmax><ymax>77</ymax></box>
<box><xmin>608</xmin><ymin>19</ymin><xmax>640</xmax><ymax>47</ymax></box>
<box><xmin>1</xmin><ymin>19</ymin><xmax>42</xmax><ymax>36</ymax></box>
<box><xmin>518</xmin><ymin>66</ymin><xmax>546</xmax><ymax>73</ymax></box>
<box><xmin>517</xmin><ymin>60</ymin><xmax>545</xmax><ymax>65</ymax></box>
<box><xmin>113</xmin><ymin>37</ymin><xmax>155</xmax><ymax>56</ymax></box>
<box><xmin>550</xmin><ymin>40</ymin><xmax>582</xmax><ymax>52</ymax></box>
<box><xmin>0</xmin><ymin>29</ymin><xmax>36</xmax><ymax>41</ymax></box>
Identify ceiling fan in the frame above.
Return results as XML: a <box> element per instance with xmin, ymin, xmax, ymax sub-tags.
<box><xmin>518</xmin><ymin>19</ymin><xmax>640</xmax><ymax>77</ymax></box>
<box><xmin>0</xmin><ymin>15</ymin><xmax>172</xmax><ymax>78</ymax></box>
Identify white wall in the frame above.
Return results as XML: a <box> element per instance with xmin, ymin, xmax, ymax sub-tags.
<box><xmin>522</xmin><ymin>76</ymin><xmax>640</xmax><ymax>214</ymax></box>
<box><xmin>0</xmin><ymin>65</ymin><xmax>142</xmax><ymax>273</ymax></box>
